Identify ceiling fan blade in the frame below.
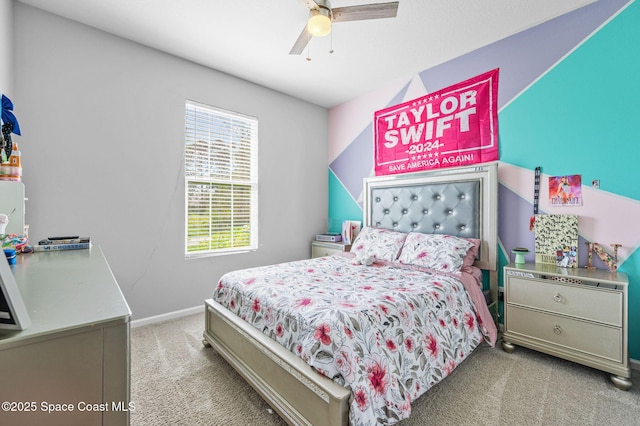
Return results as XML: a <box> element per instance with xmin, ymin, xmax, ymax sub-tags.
<box><xmin>289</xmin><ymin>25</ymin><xmax>312</xmax><ymax>55</ymax></box>
<box><xmin>332</xmin><ymin>2</ymin><xmax>399</xmax><ymax>23</ymax></box>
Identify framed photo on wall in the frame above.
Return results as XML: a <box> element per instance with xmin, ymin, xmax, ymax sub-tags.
<box><xmin>0</xmin><ymin>255</ymin><xmax>30</xmax><ymax>331</ymax></box>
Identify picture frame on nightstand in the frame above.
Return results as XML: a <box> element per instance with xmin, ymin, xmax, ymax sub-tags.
<box><xmin>0</xmin><ymin>255</ymin><xmax>30</xmax><ymax>331</ymax></box>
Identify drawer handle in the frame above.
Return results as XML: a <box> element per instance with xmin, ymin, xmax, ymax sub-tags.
<box><xmin>553</xmin><ymin>325</ymin><xmax>562</xmax><ymax>335</ymax></box>
<box><xmin>553</xmin><ymin>292</ymin><xmax>562</xmax><ymax>303</ymax></box>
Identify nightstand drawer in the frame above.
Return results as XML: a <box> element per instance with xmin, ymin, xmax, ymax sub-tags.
<box><xmin>507</xmin><ymin>277</ymin><xmax>622</xmax><ymax>326</ymax></box>
<box><xmin>311</xmin><ymin>241</ymin><xmax>351</xmax><ymax>258</ymax></box>
<box><xmin>506</xmin><ymin>305</ymin><xmax>622</xmax><ymax>362</ymax></box>
<box><xmin>311</xmin><ymin>245</ymin><xmax>342</xmax><ymax>258</ymax></box>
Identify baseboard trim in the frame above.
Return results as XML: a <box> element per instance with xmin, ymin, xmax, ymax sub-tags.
<box><xmin>131</xmin><ymin>305</ymin><xmax>203</xmax><ymax>328</ymax></box>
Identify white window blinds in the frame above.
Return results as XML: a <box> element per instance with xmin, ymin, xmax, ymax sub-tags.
<box><xmin>185</xmin><ymin>100</ymin><xmax>258</xmax><ymax>257</ymax></box>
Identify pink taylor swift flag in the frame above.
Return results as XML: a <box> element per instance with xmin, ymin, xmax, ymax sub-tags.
<box><xmin>374</xmin><ymin>69</ymin><xmax>499</xmax><ymax>176</ymax></box>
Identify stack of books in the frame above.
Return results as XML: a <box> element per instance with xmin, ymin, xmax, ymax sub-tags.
<box><xmin>34</xmin><ymin>236</ymin><xmax>91</xmax><ymax>252</ymax></box>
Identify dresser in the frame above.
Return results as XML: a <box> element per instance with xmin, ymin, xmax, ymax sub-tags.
<box><xmin>0</xmin><ymin>247</ymin><xmax>131</xmax><ymax>425</ymax></box>
<box><xmin>501</xmin><ymin>263</ymin><xmax>630</xmax><ymax>390</ymax></box>
<box><xmin>311</xmin><ymin>240</ymin><xmax>351</xmax><ymax>258</ymax></box>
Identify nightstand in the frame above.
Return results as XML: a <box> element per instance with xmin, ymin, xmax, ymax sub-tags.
<box><xmin>311</xmin><ymin>241</ymin><xmax>351</xmax><ymax>258</ymax></box>
<box><xmin>501</xmin><ymin>263</ymin><xmax>631</xmax><ymax>390</ymax></box>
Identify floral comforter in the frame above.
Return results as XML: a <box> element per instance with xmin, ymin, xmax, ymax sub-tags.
<box><xmin>212</xmin><ymin>253</ymin><xmax>496</xmax><ymax>425</ymax></box>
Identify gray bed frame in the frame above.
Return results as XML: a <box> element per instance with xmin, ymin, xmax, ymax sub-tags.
<box><xmin>203</xmin><ymin>162</ymin><xmax>498</xmax><ymax>426</ymax></box>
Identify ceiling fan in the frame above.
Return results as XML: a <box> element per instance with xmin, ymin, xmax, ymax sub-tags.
<box><xmin>290</xmin><ymin>0</ymin><xmax>399</xmax><ymax>55</ymax></box>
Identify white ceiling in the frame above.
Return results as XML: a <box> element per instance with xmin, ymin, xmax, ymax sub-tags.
<box><xmin>17</xmin><ymin>0</ymin><xmax>595</xmax><ymax>108</ymax></box>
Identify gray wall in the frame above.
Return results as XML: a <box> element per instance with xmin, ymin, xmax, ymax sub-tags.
<box><xmin>0</xmin><ymin>0</ymin><xmax>13</xmax><ymax>95</ymax></box>
<box><xmin>13</xmin><ymin>3</ymin><xmax>329</xmax><ymax>320</ymax></box>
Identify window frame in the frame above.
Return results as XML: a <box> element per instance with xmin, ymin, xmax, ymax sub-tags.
<box><xmin>184</xmin><ymin>100</ymin><xmax>258</xmax><ymax>258</ymax></box>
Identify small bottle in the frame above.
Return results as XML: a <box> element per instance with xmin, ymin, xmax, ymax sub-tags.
<box><xmin>0</xmin><ymin>141</ymin><xmax>22</xmax><ymax>181</ymax></box>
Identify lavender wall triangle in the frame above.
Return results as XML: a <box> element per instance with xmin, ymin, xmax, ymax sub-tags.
<box><xmin>329</xmin><ymin>82</ymin><xmax>410</xmax><ymax>203</ymax></box>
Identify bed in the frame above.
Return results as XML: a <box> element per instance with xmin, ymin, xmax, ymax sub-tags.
<box><xmin>203</xmin><ymin>163</ymin><xmax>498</xmax><ymax>425</ymax></box>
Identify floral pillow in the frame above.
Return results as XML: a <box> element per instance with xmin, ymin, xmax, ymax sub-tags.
<box><xmin>397</xmin><ymin>232</ymin><xmax>475</xmax><ymax>273</ymax></box>
<box><xmin>350</xmin><ymin>227</ymin><xmax>407</xmax><ymax>263</ymax></box>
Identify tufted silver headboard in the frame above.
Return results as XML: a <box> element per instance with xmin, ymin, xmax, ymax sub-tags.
<box><xmin>363</xmin><ymin>163</ymin><xmax>498</xmax><ymax>272</ymax></box>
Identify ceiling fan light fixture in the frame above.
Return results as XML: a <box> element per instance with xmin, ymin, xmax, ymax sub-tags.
<box><xmin>308</xmin><ymin>7</ymin><xmax>332</xmax><ymax>37</ymax></box>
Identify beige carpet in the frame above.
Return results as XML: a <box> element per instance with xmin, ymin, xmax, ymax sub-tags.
<box><xmin>131</xmin><ymin>313</ymin><xmax>640</xmax><ymax>425</ymax></box>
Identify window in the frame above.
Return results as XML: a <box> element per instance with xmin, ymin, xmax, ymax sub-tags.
<box><xmin>185</xmin><ymin>100</ymin><xmax>258</xmax><ymax>257</ymax></box>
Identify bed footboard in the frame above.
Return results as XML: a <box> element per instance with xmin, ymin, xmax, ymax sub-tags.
<box><xmin>203</xmin><ymin>299</ymin><xmax>350</xmax><ymax>426</ymax></box>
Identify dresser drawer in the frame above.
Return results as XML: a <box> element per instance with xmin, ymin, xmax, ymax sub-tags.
<box><xmin>506</xmin><ymin>277</ymin><xmax>622</xmax><ymax>326</ymax></box>
<box><xmin>506</xmin><ymin>305</ymin><xmax>622</xmax><ymax>362</ymax></box>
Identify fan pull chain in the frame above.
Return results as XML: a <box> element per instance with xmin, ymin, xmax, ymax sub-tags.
<box><xmin>306</xmin><ymin>32</ymin><xmax>312</xmax><ymax>61</ymax></box>
<box><xmin>329</xmin><ymin>31</ymin><xmax>334</xmax><ymax>54</ymax></box>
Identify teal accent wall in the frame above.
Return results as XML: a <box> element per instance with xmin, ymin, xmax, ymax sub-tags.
<box><xmin>328</xmin><ymin>169</ymin><xmax>363</xmax><ymax>234</ymax></box>
<box><xmin>500</xmin><ymin>2</ymin><xmax>640</xmax><ymax>357</ymax></box>
<box><xmin>500</xmin><ymin>2</ymin><xmax>640</xmax><ymax>201</ymax></box>
<box><xmin>620</xmin><ymin>250</ymin><xmax>639</xmax><ymax>357</ymax></box>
